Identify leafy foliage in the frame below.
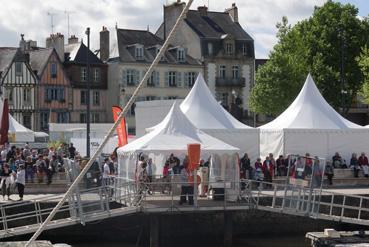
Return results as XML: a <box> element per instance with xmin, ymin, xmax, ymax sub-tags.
<box><xmin>250</xmin><ymin>1</ymin><xmax>369</xmax><ymax>116</ymax></box>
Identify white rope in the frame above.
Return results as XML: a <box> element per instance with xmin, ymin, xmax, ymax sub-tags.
<box><xmin>25</xmin><ymin>1</ymin><xmax>194</xmax><ymax>245</ymax></box>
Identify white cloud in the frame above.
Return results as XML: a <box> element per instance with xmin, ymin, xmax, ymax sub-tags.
<box><xmin>0</xmin><ymin>0</ymin><xmax>327</xmax><ymax>58</ymax></box>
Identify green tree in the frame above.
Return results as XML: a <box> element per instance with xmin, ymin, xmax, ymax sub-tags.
<box><xmin>250</xmin><ymin>1</ymin><xmax>368</xmax><ymax>116</ymax></box>
<box><xmin>358</xmin><ymin>46</ymin><xmax>369</xmax><ymax>103</ymax></box>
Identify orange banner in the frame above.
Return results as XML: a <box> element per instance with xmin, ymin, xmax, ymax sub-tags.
<box><xmin>187</xmin><ymin>143</ymin><xmax>201</xmax><ymax>171</ymax></box>
<box><xmin>112</xmin><ymin>106</ymin><xmax>128</xmax><ymax>147</ymax></box>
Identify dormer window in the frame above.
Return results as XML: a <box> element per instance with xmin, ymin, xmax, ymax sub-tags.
<box><xmin>226</xmin><ymin>43</ymin><xmax>233</xmax><ymax>55</ymax></box>
<box><xmin>208</xmin><ymin>43</ymin><xmax>213</xmax><ymax>56</ymax></box>
<box><xmin>242</xmin><ymin>44</ymin><xmax>247</xmax><ymax>56</ymax></box>
<box><xmin>177</xmin><ymin>48</ymin><xmax>185</xmax><ymax>62</ymax></box>
<box><xmin>135</xmin><ymin>45</ymin><xmax>144</xmax><ymax>60</ymax></box>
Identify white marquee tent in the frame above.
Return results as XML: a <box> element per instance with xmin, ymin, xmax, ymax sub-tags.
<box><xmin>118</xmin><ymin>102</ymin><xmax>240</xmax><ymax>182</ymax></box>
<box><xmin>179</xmin><ymin>74</ymin><xmax>260</xmax><ymax>162</ymax></box>
<box><xmin>259</xmin><ymin>74</ymin><xmax>369</xmax><ymax>161</ymax></box>
<box><xmin>9</xmin><ymin>114</ymin><xmax>35</xmax><ymax>143</ymax></box>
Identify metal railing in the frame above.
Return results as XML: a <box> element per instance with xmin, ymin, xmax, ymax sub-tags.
<box><xmin>2</xmin><ymin>176</ymin><xmax>369</xmax><ymax>239</ymax></box>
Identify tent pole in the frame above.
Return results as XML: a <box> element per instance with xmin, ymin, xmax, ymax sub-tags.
<box><xmin>25</xmin><ymin>1</ymin><xmax>194</xmax><ymax>245</ymax></box>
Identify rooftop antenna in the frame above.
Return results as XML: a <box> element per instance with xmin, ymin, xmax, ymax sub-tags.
<box><xmin>64</xmin><ymin>10</ymin><xmax>76</xmax><ymax>38</ymax></box>
<box><xmin>47</xmin><ymin>11</ymin><xmax>57</xmax><ymax>34</ymax></box>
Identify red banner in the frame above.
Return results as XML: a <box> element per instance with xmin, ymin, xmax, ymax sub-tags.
<box><xmin>112</xmin><ymin>106</ymin><xmax>128</xmax><ymax>147</ymax></box>
<box><xmin>0</xmin><ymin>99</ymin><xmax>9</xmax><ymax>145</ymax></box>
<box><xmin>187</xmin><ymin>143</ymin><xmax>201</xmax><ymax>171</ymax></box>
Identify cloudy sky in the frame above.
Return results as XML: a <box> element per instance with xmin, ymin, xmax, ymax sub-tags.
<box><xmin>0</xmin><ymin>0</ymin><xmax>367</xmax><ymax>58</ymax></box>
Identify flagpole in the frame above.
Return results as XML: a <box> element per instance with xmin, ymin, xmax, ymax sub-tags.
<box><xmin>25</xmin><ymin>1</ymin><xmax>194</xmax><ymax>245</ymax></box>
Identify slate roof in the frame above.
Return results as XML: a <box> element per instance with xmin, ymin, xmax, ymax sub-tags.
<box><xmin>115</xmin><ymin>29</ymin><xmax>201</xmax><ymax>65</ymax></box>
<box><xmin>185</xmin><ymin>10</ymin><xmax>253</xmax><ymax>41</ymax></box>
<box><xmin>65</xmin><ymin>42</ymin><xmax>103</xmax><ymax>64</ymax></box>
<box><xmin>28</xmin><ymin>48</ymin><xmax>53</xmax><ymax>77</ymax></box>
<box><xmin>0</xmin><ymin>48</ymin><xmax>17</xmax><ymax>76</ymax></box>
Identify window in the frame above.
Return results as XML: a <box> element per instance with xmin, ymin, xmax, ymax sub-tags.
<box><xmin>135</xmin><ymin>45</ymin><xmax>144</xmax><ymax>60</ymax></box>
<box><xmin>123</xmin><ymin>69</ymin><xmax>139</xmax><ymax>86</ymax></box>
<box><xmin>15</xmin><ymin>62</ymin><xmax>23</xmax><ymax>76</ymax></box>
<box><xmin>220</xmin><ymin>93</ymin><xmax>229</xmax><ymax>107</ymax></box>
<box><xmin>40</xmin><ymin>112</ymin><xmax>49</xmax><ymax>131</ymax></box>
<box><xmin>232</xmin><ymin>65</ymin><xmax>240</xmax><ymax>79</ymax></box>
<box><xmin>147</xmin><ymin>71</ymin><xmax>159</xmax><ymax>87</ymax></box>
<box><xmin>57</xmin><ymin>112</ymin><xmax>68</xmax><ymax>123</ymax></box>
<box><xmin>177</xmin><ymin>48</ymin><xmax>185</xmax><ymax>62</ymax></box>
<box><xmin>81</xmin><ymin>67</ymin><xmax>87</xmax><ymax>82</ymax></box>
<box><xmin>23</xmin><ymin>115</ymin><xmax>32</xmax><ymax>129</ymax></box>
<box><xmin>208</xmin><ymin>43</ymin><xmax>213</xmax><ymax>56</ymax></box>
<box><xmin>8</xmin><ymin>88</ymin><xmax>13</xmax><ymax>102</ymax></box>
<box><xmin>226</xmin><ymin>43</ymin><xmax>233</xmax><ymax>55</ymax></box>
<box><xmin>45</xmin><ymin>87</ymin><xmax>64</xmax><ymax>102</ymax></box>
<box><xmin>51</xmin><ymin>63</ymin><xmax>57</xmax><ymax>78</ymax></box>
<box><xmin>23</xmin><ymin>88</ymin><xmax>31</xmax><ymax>103</ymax></box>
<box><xmin>242</xmin><ymin>44</ymin><xmax>247</xmax><ymax>56</ymax></box>
<box><xmin>93</xmin><ymin>68</ymin><xmax>100</xmax><ymax>82</ymax></box>
<box><xmin>92</xmin><ymin>113</ymin><xmax>100</xmax><ymax>123</ymax></box>
<box><xmin>80</xmin><ymin>90</ymin><xmax>88</xmax><ymax>105</ymax></box>
<box><xmin>219</xmin><ymin>65</ymin><xmax>226</xmax><ymax>78</ymax></box>
<box><xmin>80</xmin><ymin>113</ymin><xmax>87</xmax><ymax>123</ymax></box>
<box><xmin>186</xmin><ymin>72</ymin><xmax>196</xmax><ymax>88</ymax></box>
<box><xmin>168</xmin><ymin>71</ymin><xmax>176</xmax><ymax>87</ymax></box>
<box><xmin>146</xmin><ymin>96</ymin><xmax>156</xmax><ymax>101</ymax></box>
<box><xmin>93</xmin><ymin>91</ymin><xmax>100</xmax><ymax>105</ymax></box>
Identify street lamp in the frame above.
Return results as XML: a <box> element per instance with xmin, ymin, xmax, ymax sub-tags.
<box><xmin>85</xmin><ymin>27</ymin><xmax>91</xmax><ymax>158</ymax></box>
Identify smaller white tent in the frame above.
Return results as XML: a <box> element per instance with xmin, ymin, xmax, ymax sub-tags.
<box><xmin>260</xmin><ymin>74</ymin><xmax>369</xmax><ymax>161</ymax></box>
<box><xmin>118</xmin><ymin>102</ymin><xmax>239</xmax><ymax>182</ymax></box>
<box><xmin>179</xmin><ymin>73</ymin><xmax>260</xmax><ymax>162</ymax></box>
<box><xmin>9</xmin><ymin>114</ymin><xmax>35</xmax><ymax>143</ymax></box>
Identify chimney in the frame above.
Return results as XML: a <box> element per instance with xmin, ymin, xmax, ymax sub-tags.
<box><xmin>225</xmin><ymin>3</ymin><xmax>238</xmax><ymax>23</ymax></box>
<box><xmin>100</xmin><ymin>26</ymin><xmax>110</xmax><ymax>62</ymax></box>
<box><xmin>46</xmin><ymin>33</ymin><xmax>65</xmax><ymax>62</ymax></box>
<box><xmin>163</xmin><ymin>1</ymin><xmax>186</xmax><ymax>39</ymax></box>
<box><xmin>198</xmin><ymin>6</ymin><xmax>208</xmax><ymax>16</ymax></box>
<box><xmin>19</xmin><ymin>34</ymin><xmax>26</xmax><ymax>52</ymax></box>
<box><xmin>68</xmin><ymin>35</ymin><xmax>79</xmax><ymax>44</ymax></box>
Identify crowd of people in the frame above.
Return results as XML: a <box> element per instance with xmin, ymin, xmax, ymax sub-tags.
<box><xmin>240</xmin><ymin>152</ymin><xmax>369</xmax><ymax>187</ymax></box>
<box><xmin>0</xmin><ymin>142</ymin><xmax>78</xmax><ymax>201</ymax></box>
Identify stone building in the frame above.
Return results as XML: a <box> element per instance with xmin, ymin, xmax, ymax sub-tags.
<box><xmin>105</xmin><ymin>27</ymin><xmax>203</xmax><ymax>134</ymax></box>
<box><xmin>64</xmin><ymin>35</ymin><xmax>108</xmax><ymax>124</ymax></box>
<box><xmin>156</xmin><ymin>1</ymin><xmax>255</xmax><ymax>121</ymax></box>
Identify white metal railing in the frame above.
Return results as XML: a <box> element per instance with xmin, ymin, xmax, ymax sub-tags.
<box><xmin>2</xmin><ymin>176</ymin><xmax>369</xmax><ymax>239</ymax></box>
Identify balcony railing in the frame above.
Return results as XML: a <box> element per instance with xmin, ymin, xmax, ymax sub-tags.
<box><xmin>216</xmin><ymin>77</ymin><xmax>245</xmax><ymax>87</ymax></box>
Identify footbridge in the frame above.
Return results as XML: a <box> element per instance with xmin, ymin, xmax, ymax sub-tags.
<box><xmin>1</xmin><ymin>178</ymin><xmax>369</xmax><ymax>240</ymax></box>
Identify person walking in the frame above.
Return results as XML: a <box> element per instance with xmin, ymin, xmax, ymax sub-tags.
<box><xmin>15</xmin><ymin>164</ymin><xmax>26</xmax><ymax>201</ymax></box>
<box><xmin>1</xmin><ymin>164</ymin><xmax>13</xmax><ymax>200</ymax></box>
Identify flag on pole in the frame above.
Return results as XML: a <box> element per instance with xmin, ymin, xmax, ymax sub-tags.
<box><xmin>0</xmin><ymin>99</ymin><xmax>9</xmax><ymax>145</ymax></box>
<box><xmin>112</xmin><ymin>106</ymin><xmax>128</xmax><ymax>147</ymax></box>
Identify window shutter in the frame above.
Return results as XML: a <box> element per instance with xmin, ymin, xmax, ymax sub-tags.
<box><xmin>184</xmin><ymin>72</ymin><xmax>189</xmax><ymax>88</ymax></box>
<box><xmin>177</xmin><ymin>72</ymin><xmax>182</xmax><ymax>87</ymax></box>
<box><xmin>155</xmin><ymin>71</ymin><xmax>160</xmax><ymax>87</ymax></box>
<box><xmin>164</xmin><ymin>72</ymin><xmax>169</xmax><ymax>87</ymax></box>
<box><xmin>122</xmin><ymin>69</ymin><xmax>127</xmax><ymax>86</ymax></box>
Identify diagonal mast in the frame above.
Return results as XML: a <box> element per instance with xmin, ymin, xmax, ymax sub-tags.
<box><xmin>25</xmin><ymin>0</ymin><xmax>194</xmax><ymax>245</ymax></box>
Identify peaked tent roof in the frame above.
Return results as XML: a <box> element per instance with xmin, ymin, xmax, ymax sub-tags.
<box><xmin>260</xmin><ymin>74</ymin><xmax>362</xmax><ymax>129</ymax></box>
<box><xmin>180</xmin><ymin>73</ymin><xmax>252</xmax><ymax>129</ymax></box>
<box><xmin>118</xmin><ymin>102</ymin><xmax>239</xmax><ymax>154</ymax></box>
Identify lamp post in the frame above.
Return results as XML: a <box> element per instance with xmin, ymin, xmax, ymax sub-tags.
<box><xmin>85</xmin><ymin>27</ymin><xmax>91</xmax><ymax>158</ymax></box>
<box><xmin>339</xmin><ymin>26</ymin><xmax>346</xmax><ymax>114</ymax></box>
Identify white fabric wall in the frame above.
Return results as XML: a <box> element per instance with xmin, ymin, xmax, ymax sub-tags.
<box><xmin>204</xmin><ymin>129</ymin><xmax>260</xmax><ymax>163</ymax></box>
<box><xmin>260</xmin><ymin>129</ymin><xmax>369</xmax><ymax>162</ymax></box>
<box><xmin>260</xmin><ymin>129</ymin><xmax>284</xmax><ymax>159</ymax></box>
<box><xmin>284</xmin><ymin>130</ymin><xmax>328</xmax><ymax>158</ymax></box>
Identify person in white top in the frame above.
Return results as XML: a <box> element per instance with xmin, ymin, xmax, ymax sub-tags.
<box><xmin>16</xmin><ymin>164</ymin><xmax>26</xmax><ymax>201</ymax></box>
<box><xmin>102</xmin><ymin>158</ymin><xmax>111</xmax><ymax>186</ymax></box>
